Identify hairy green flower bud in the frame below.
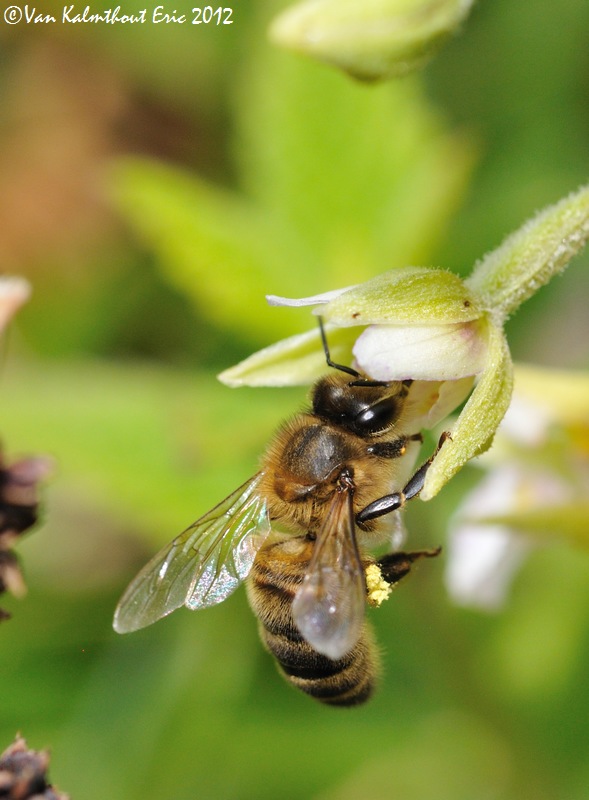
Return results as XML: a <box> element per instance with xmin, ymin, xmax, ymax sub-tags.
<box><xmin>269</xmin><ymin>0</ymin><xmax>475</xmax><ymax>81</ymax></box>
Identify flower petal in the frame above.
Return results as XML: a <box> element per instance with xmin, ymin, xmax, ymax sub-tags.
<box><xmin>321</xmin><ymin>267</ymin><xmax>482</xmax><ymax>326</ymax></box>
<box><xmin>445</xmin><ymin>465</ymin><xmax>534</xmax><ymax>609</ymax></box>
<box><xmin>422</xmin><ymin>321</ymin><xmax>514</xmax><ymax>500</ymax></box>
<box><xmin>218</xmin><ymin>324</ymin><xmax>357</xmax><ymax>387</ymax></box>
<box><xmin>266</xmin><ymin>286</ymin><xmax>354</xmax><ymax>307</ymax></box>
<box><xmin>353</xmin><ymin>319</ymin><xmax>489</xmax><ymax>381</ymax></box>
<box><xmin>495</xmin><ymin>392</ymin><xmax>552</xmax><ymax>447</ymax></box>
<box><xmin>407</xmin><ymin>377</ymin><xmax>475</xmax><ymax>430</ymax></box>
<box><xmin>446</xmin><ymin>523</ymin><xmax>531</xmax><ymax>610</ymax></box>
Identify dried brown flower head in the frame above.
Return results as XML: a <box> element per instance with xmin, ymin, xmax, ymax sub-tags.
<box><xmin>0</xmin><ymin>735</ymin><xmax>68</xmax><ymax>799</ymax></box>
<box><xmin>0</xmin><ymin>454</ymin><xmax>54</xmax><ymax>620</ymax></box>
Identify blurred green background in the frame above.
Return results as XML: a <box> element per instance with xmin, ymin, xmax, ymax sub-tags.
<box><xmin>1</xmin><ymin>0</ymin><xmax>589</xmax><ymax>797</ymax></box>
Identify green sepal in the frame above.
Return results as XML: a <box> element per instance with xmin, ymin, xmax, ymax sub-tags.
<box><xmin>422</xmin><ymin>320</ymin><xmax>514</xmax><ymax>500</ymax></box>
<box><xmin>320</xmin><ymin>267</ymin><xmax>482</xmax><ymax>326</ymax></box>
<box><xmin>218</xmin><ymin>325</ymin><xmax>358</xmax><ymax>387</ymax></box>
<box><xmin>467</xmin><ymin>184</ymin><xmax>589</xmax><ymax>322</ymax></box>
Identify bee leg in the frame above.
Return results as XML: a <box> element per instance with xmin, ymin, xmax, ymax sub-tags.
<box><xmin>367</xmin><ymin>432</ymin><xmax>423</xmax><ymax>459</ymax></box>
<box><xmin>376</xmin><ymin>547</ymin><xmax>442</xmax><ymax>586</ymax></box>
<box><xmin>356</xmin><ymin>432</ymin><xmax>450</xmax><ymax>524</ymax></box>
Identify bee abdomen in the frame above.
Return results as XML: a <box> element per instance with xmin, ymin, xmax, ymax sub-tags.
<box><xmin>261</xmin><ymin>626</ymin><xmax>377</xmax><ymax>707</ymax></box>
<box><xmin>247</xmin><ymin>542</ymin><xmax>378</xmax><ymax>707</ymax></box>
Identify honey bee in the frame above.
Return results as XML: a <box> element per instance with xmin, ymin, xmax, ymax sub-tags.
<box><xmin>114</xmin><ymin>322</ymin><xmax>445</xmax><ymax>706</ymax></box>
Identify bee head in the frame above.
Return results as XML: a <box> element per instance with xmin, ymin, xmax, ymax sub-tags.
<box><xmin>311</xmin><ymin>374</ymin><xmax>409</xmax><ymax>437</ymax></box>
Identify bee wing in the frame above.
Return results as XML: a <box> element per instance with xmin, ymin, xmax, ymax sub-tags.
<box><xmin>384</xmin><ymin>509</ymin><xmax>408</xmax><ymax>551</ymax></box>
<box><xmin>113</xmin><ymin>474</ymin><xmax>270</xmax><ymax>634</ymax></box>
<box><xmin>291</xmin><ymin>484</ymin><xmax>365</xmax><ymax>660</ymax></box>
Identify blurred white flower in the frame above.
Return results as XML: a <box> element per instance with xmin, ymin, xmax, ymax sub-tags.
<box><xmin>445</xmin><ymin>365</ymin><xmax>589</xmax><ymax>610</ymax></box>
<box><xmin>0</xmin><ymin>277</ymin><xmax>30</xmax><ymax>333</ymax></box>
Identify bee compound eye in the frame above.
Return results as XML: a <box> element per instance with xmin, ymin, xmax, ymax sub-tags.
<box><xmin>312</xmin><ymin>381</ymin><xmax>348</xmax><ymax>420</ymax></box>
<box><xmin>354</xmin><ymin>398</ymin><xmax>398</xmax><ymax>434</ymax></box>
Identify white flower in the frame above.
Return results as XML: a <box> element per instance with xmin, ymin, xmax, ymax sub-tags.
<box><xmin>445</xmin><ymin>365</ymin><xmax>589</xmax><ymax>610</ymax></box>
<box><xmin>0</xmin><ymin>277</ymin><xmax>31</xmax><ymax>333</ymax></box>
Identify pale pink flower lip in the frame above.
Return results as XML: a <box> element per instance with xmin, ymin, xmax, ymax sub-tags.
<box><xmin>353</xmin><ymin>320</ymin><xmax>489</xmax><ymax>382</ymax></box>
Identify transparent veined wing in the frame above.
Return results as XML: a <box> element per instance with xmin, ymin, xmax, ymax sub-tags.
<box><xmin>384</xmin><ymin>507</ymin><xmax>407</xmax><ymax>551</ymax></box>
<box><xmin>113</xmin><ymin>473</ymin><xmax>270</xmax><ymax>634</ymax></box>
<box><xmin>291</xmin><ymin>481</ymin><xmax>366</xmax><ymax>660</ymax></box>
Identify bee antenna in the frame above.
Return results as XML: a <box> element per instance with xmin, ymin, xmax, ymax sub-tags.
<box><xmin>317</xmin><ymin>316</ymin><xmax>361</xmax><ymax>379</ymax></box>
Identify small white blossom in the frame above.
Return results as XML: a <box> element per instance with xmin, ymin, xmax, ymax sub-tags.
<box><xmin>446</xmin><ymin>366</ymin><xmax>589</xmax><ymax>610</ymax></box>
<box><xmin>0</xmin><ymin>277</ymin><xmax>31</xmax><ymax>333</ymax></box>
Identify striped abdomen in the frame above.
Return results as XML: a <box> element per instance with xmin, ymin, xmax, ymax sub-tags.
<box><xmin>246</xmin><ymin>535</ymin><xmax>378</xmax><ymax>706</ymax></box>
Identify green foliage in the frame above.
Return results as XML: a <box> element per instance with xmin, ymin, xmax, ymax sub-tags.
<box><xmin>112</xmin><ymin>30</ymin><xmax>474</xmax><ymax>346</ymax></box>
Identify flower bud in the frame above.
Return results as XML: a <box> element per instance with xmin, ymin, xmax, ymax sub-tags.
<box><xmin>269</xmin><ymin>0</ymin><xmax>475</xmax><ymax>81</ymax></box>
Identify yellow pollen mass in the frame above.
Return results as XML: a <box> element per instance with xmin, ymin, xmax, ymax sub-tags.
<box><xmin>365</xmin><ymin>563</ymin><xmax>393</xmax><ymax>607</ymax></box>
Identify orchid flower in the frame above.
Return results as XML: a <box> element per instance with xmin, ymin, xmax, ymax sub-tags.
<box><xmin>445</xmin><ymin>364</ymin><xmax>589</xmax><ymax>610</ymax></box>
<box><xmin>220</xmin><ymin>185</ymin><xmax>589</xmax><ymax>501</ymax></box>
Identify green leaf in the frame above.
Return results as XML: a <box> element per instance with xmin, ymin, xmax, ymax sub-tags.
<box><xmin>235</xmin><ymin>40</ymin><xmax>476</xmax><ymax>278</ymax></box>
<box><xmin>112</xmin><ymin>39</ymin><xmax>475</xmax><ymax>349</ymax></box>
<box><xmin>111</xmin><ymin>158</ymin><xmax>315</xmax><ymax>343</ymax></box>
